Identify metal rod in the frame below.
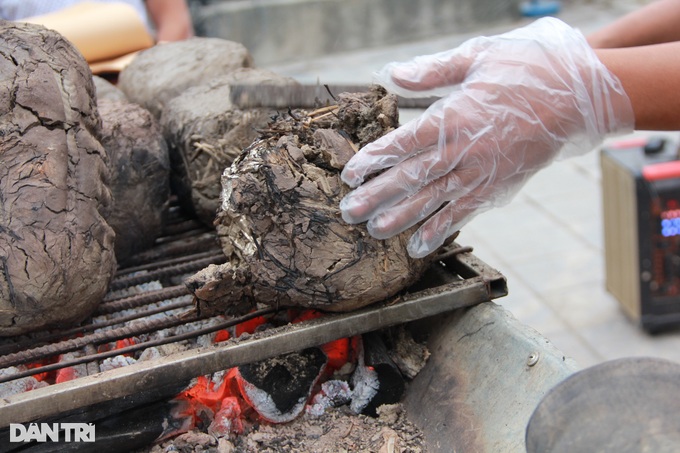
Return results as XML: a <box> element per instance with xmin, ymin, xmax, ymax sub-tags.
<box><xmin>98</xmin><ymin>285</ymin><xmax>190</xmax><ymax>313</ymax></box>
<box><xmin>122</xmin><ymin>232</ymin><xmax>218</xmax><ymax>267</ymax></box>
<box><xmin>108</xmin><ymin>254</ymin><xmax>226</xmax><ymax>291</ymax></box>
<box><xmin>0</xmin><ymin>294</ymin><xmax>192</xmax><ymax>358</ymax></box>
<box><xmin>114</xmin><ymin>250</ymin><xmax>223</xmax><ymax>278</ymax></box>
<box><xmin>159</xmin><ymin>219</ymin><xmax>205</xmax><ymax>237</ymax></box>
<box><xmin>0</xmin><ymin>275</ymin><xmax>494</xmax><ymax>426</ymax></box>
<box><xmin>153</xmin><ymin>227</ymin><xmax>214</xmax><ymax>245</ymax></box>
<box><xmin>0</xmin><ymin>286</ymin><xmax>191</xmax><ymax>358</ymax></box>
<box><xmin>0</xmin><ymin>310</ymin><xmax>202</xmax><ymax>370</ymax></box>
<box><xmin>435</xmin><ymin>245</ymin><xmax>474</xmax><ymax>261</ymax></box>
<box><xmin>0</xmin><ymin>307</ymin><xmax>277</xmax><ymax>384</ymax></box>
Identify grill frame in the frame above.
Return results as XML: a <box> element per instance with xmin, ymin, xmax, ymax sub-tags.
<box><xmin>0</xmin><ymin>211</ymin><xmax>507</xmax><ymax>427</ymax></box>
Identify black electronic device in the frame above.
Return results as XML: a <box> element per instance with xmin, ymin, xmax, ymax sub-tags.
<box><xmin>601</xmin><ymin>136</ymin><xmax>680</xmax><ymax>333</ymax></box>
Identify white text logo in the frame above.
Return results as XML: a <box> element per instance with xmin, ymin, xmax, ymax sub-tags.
<box><xmin>10</xmin><ymin>423</ymin><xmax>95</xmax><ymax>442</ymax></box>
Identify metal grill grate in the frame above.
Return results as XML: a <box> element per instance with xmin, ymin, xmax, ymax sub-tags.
<box><xmin>0</xmin><ymin>205</ymin><xmax>507</xmax><ymax>427</ymax></box>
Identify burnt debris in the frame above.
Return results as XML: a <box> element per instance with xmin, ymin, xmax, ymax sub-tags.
<box><xmin>187</xmin><ymin>86</ymin><xmax>440</xmax><ymax>317</ymax></box>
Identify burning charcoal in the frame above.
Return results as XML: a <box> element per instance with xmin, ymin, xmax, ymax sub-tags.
<box><xmin>168</xmin><ymin>369</ymin><xmax>244</xmax><ymax>441</ymax></box>
<box><xmin>55</xmin><ymin>352</ymin><xmax>88</xmax><ymax>383</ymax></box>
<box><xmin>0</xmin><ymin>22</ymin><xmax>117</xmax><ymax>336</ymax></box>
<box><xmin>207</xmin><ymin>396</ymin><xmax>244</xmax><ymax>438</ymax></box>
<box><xmin>186</xmin><ymin>86</ymin><xmax>442</xmax><ymax>315</ymax></box>
<box><xmin>291</xmin><ymin>310</ymin><xmax>358</xmax><ymax>377</ymax></box>
<box><xmin>160</xmin><ymin>68</ymin><xmax>299</xmax><ymax>226</ymax></box>
<box><xmin>98</xmin><ymin>97</ymin><xmax>171</xmax><ymax>265</ymax></box>
<box><xmin>164</xmin><ymin>399</ymin><xmax>203</xmax><ymax>442</ymax></box>
<box><xmin>350</xmin><ymin>332</ymin><xmax>406</xmax><ymax>417</ymax></box>
<box><xmin>236</xmin><ymin>347</ymin><xmax>327</xmax><ymax>423</ymax></box>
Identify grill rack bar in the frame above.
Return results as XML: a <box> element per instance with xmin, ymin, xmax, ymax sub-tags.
<box><xmin>112</xmin><ymin>249</ymin><xmax>224</xmax><ymax>280</ymax></box>
<box><xmin>0</xmin><ymin>204</ymin><xmax>507</xmax><ymax>427</ymax></box>
<box><xmin>0</xmin><ymin>290</ymin><xmax>192</xmax><ymax>359</ymax></box>
<box><xmin>0</xmin><ymin>242</ymin><xmax>506</xmax><ymax>427</ymax></box>
<box><xmin>108</xmin><ymin>253</ymin><xmax>225</xmax><ymax>292</ymax></box>
<box><xmin>0</xmin><ymin>307</ymin><xmax>277</xmax><ymax>385</ymax></box>
<box><xmin>97</xmin><ymin>285</ymin><xmax>191</xmax><ymax>315</ymax></box>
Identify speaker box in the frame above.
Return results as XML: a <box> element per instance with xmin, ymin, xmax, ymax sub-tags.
<box><xmin>601</xmin><ymin>136</ymin><xmax>680</xmax><ymax>333</ymax></box>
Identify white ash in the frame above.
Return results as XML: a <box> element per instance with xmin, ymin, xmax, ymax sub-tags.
<box><xmin>306</xmin><ymin>380</ymin><xmax>352</xmax><ymax>417</ymax></box>
<box><xmin>138</xmin><ymin>347</ymin><xmax>163</xmax><ymax>362</ymax></box>
<box><xmin>0</xmin><ymin>366</ymin><xmax>48</xmax><ymax>398</ymax></box>
<box><xmin>93</xmin><ymin>295</ymin><xmax>193</xmax><ymax>326</ymax></box>
<box><xmin>350</xmin><ymin>347</ymin><xmax>379</xmax><ymax>414</ymax></box>
<box><xmin>239</xmin><ymin>378</ymin><xmax>308</xmax><ymax>424</ymax></box>
<box><xmin>126</xmin><ymin>311</ymin><xmax>179</xmax><ymax>333</ymax></box>
<box><xmin>331</xmin><ymin>360</ymin><xmax>356</xmax><ymax>380</ymax></box>
<box><xmin>168</xmin><ymin>315</ymin><xmax>225</xmax><ymax>338</ymax></box>
<box><xmin>124</xmin><ymin>309</ymin><xmax>225</xmax><ymax>345</ymax></box>
<box><xmin>196</xmin><ymin>334</ymin><xmax>214</xmax><ymax>348</ymax></box>
<box><xmin>100</xmin><ymin>354</ymin><xmax>137</xmax><ymax>372</ymax></box>
<box><xmin>210</xmin><ymin>369</ymin><xmax>227</xmax><ymax>387</ymax></box>
<box><xmin>373</xmin><ymin>426</ymin><xmax>401</xmax><ymax>450</ymax></box>
<box><xmin>154</xmin><ymin>342</ymin><xmax>189</xmax><ymax>356</ymax></box>
<box><xmin>0</xmin><ymin>262</ymin><xmax>324</xmax><ymax>409</ymax></box>
<box><xmin>105</xmin><ymin>279</ymin><xmax>163</xmax><ymax>300</ymax></box>
<box><xmin>376</xmin><ymin>403</ymin><xmax>403</xmax><ymax>425</ymax></box>
<box><xmin>132</xmin><ymin>339</ymin><xmax>189</xmax><ymax>358</ymax></box>
<box><xmin>217</xmin><ymin>437</ymin><xmax>236</xmax><ymax>453</ymax></box>
<box><xmin>147</xmin><ymin>429</ymin><xmax>217</xmax><ymax>453</ymax></box>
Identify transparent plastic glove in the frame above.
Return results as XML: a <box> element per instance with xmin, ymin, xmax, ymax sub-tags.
<box><xmin>340</xmin><ymin>17</ymin><xmax>634</xmax><ymax>258</ymax></box>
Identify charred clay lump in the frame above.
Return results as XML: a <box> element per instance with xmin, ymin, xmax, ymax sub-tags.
<box><xmin>187</xmin><ymin>86</ymin><xmax>440</xmax><ymax>315</ymax></box>
<box><xmin>0</xmin><ymin>22</ymin><xmax>116</xmax><ymax>335</ymax></box>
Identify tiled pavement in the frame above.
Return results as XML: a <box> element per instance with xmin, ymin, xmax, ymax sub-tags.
<box><xmin>265</xmin><ymin>0</ymin><xmax>680</xmax><ymax>370</ymax></box>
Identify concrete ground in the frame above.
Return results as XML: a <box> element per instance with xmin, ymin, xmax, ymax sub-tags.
<box><xmin>264</xmin><ymin>0</ymin><xmax>680</xmax><ymax>370</ymax></box>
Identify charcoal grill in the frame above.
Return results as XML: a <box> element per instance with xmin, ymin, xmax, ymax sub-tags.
<box><xmin>0</xmin><ymin>202</ymin><xmax>510</xmax><ymax>436</ymax></box>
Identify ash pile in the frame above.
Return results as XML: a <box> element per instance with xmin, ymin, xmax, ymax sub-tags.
<box><xmin>0</xmin><ymin>20</ymin><xmax>443</xmax><ymax>452</ymax></box>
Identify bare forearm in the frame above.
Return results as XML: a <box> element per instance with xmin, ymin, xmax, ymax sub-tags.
<box><xmin>146</xmin><ymin>0</ymin><xmax>194</xmax><ymax>42</ymax></box>
<box><xmin>587</xmin><ymin>0</ymin><xmax>680</xmax><ymax>48</ymax></box>
<box><xmin>595</xmin><ymin>43</ymin><xmax>680</xmax><ymax>130</ymax></box>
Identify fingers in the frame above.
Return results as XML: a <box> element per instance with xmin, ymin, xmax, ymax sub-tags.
<box><xmin>340</xmin><ymin>123</ymin><xmax>422</xmax><ymax>189</ymax></box>
<box><xmin>341</xmin><ymin>102</ymin><xmax>448</xmax><ymax>187</ymax></box>
<box><xmin>384</xmin><ymin>52</ymin><xmax>469</xmax><ymax>92</ymax></box>
<box><xmin>337</xmin><ymin>17</ymin><xmax>621</xmax><ymax>259</ymax></box>
<box><xmin>341</xmin><ymin>95</ymin><xmax>492</xmax><ymax>225</ymax></box>
<box><xmin>363</xmin><ymin>166</ymin><xmax>484</xmax><ymax>239</ymax></box>
<box><xmin>342</xmin><ymin>90</ymin><xmax>487</xmax><ymax>188</ymax></box>
<box><xmin>407</xmin><ymin>192</ymin><xmax>486</xmax><ymax>258</ymax></box>
<box><xmin>340</xmin><ymin>162</ymin><xmax>428</xmax><ymax>224</ymax></box>
<box><xmin>341</xmin><ymin>127</ymin><xmax>478</xmax><ymax>225</ymax></box>
<box><xmin>374</xmin><ymin>39</ymin><xmax>485</xmax><ymax>97</ymax></box>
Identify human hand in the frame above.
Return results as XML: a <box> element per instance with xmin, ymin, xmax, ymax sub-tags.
<box><xmin>340</xmin><ymin>17</ymin><xmax>634</xmax><ymax>258</ymax></box>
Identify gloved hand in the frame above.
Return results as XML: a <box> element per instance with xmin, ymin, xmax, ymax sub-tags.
<box><xmin>340</xmin><ymin>17</ymin><xmax>634</xmax><ymax>258</ymax></box>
